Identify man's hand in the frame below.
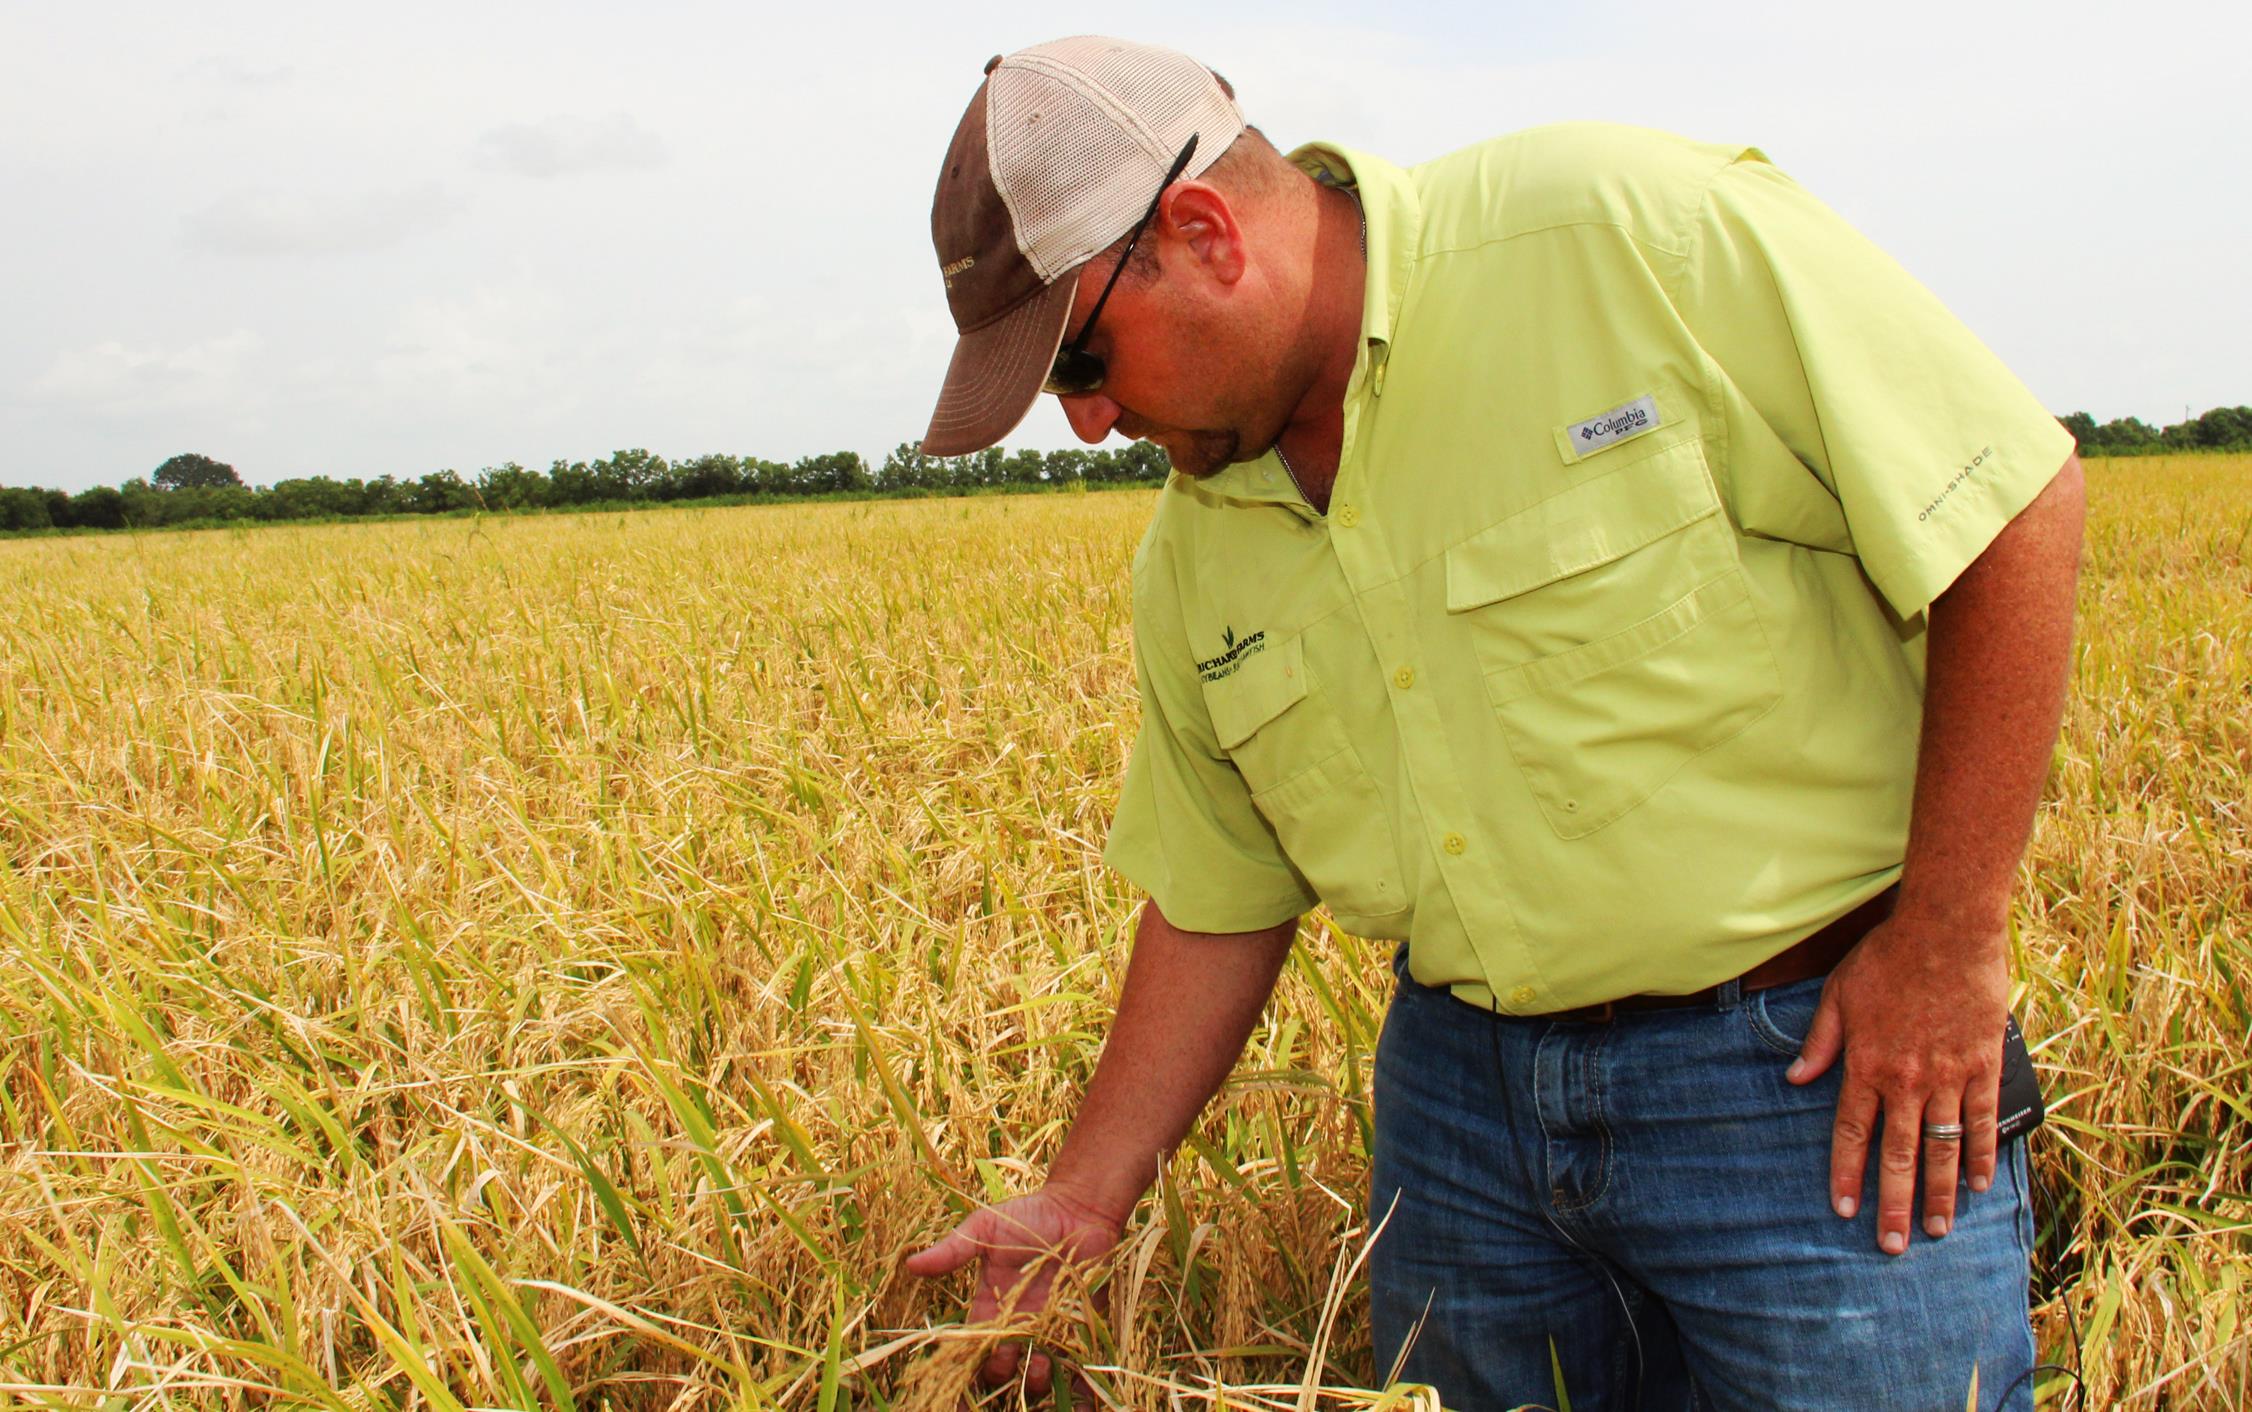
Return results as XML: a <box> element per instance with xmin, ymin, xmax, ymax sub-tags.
<box><xmin>1788</xmin><ymin>915</ymin><xmax>2010</xmax><ymax>1253</ymax></box>
<box><xmin>904</xmin><ymin>1184</ymin><xmax>1125</xmax><ymax>1394</ymax></box>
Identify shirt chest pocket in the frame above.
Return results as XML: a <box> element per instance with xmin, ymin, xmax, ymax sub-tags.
<box><xmin>1201</xmin><ymin>634</ymin><xmax>1412</xmax><ymax>932</ymax></box>
<box><xmin>1444</xmin><ymin>439</ymin><xmax>1782</xmax><ymax>839</ymax></box>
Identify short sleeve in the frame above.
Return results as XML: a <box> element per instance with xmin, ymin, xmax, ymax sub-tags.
<box><xmin>1102</xmin><ymin>571</ymin><xmax>1315</xmax><ymax>935</ymax></box>
<box><xmin>1676</xmin><ymin>155</ymin><xmax>2075</xmax><ymax>619</ymax></box>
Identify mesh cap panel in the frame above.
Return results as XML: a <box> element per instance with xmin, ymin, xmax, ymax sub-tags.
<box><xmin>986</xmin><ymin>36</ymin><xmax>1243</xmax><ymax>280</ymax></box>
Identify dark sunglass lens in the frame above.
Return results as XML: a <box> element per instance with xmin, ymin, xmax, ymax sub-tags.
<box><xmin>1044</xmin><ymin>346</ymin><xmax>1104</xmax><ymax>396</ymax></box>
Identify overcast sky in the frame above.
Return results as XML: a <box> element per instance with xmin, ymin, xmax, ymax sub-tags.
<box><xmin>3</xmin><ymin>1</ymin><xmax>2246</xmax><ymax>493</ymax></box>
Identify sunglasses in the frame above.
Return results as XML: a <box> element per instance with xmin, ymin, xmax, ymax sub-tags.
<box><xmin>1042</xmin><ymin>132</ymin><xmax>1200</xmax><ymax>398</ymax></box>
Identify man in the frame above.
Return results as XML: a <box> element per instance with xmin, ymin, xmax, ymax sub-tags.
<box><xmin>904</xmin><ymin>35</ymin><xmax>2082</xmax><ymax>1411</ymax></box>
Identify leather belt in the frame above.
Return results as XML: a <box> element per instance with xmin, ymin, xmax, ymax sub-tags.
<box><xmin>1538</xmin><ymin>885</ymin><xmax>1899</xmax><ymax>1024</ymax></box>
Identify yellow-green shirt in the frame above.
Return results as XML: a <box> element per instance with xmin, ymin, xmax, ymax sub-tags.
<box><xmin>1101</xmin><ymin>123</ymin><xmax>2074</xmax><ymax>1013</ymax></box>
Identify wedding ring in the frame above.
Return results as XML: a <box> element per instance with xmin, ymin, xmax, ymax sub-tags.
<box><xmin>1922</xmin><ymin>1122</ymin><xmax>1966</xmax><ymax>1142</ymax></box>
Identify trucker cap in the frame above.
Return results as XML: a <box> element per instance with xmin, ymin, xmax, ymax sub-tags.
<box><xmin>919</xmin><ymin>36</ymin><xmax>1247</xmax><ymax>457</ymax></box>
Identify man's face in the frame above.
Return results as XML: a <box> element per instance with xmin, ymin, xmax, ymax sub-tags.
<box><xmin>1048</xmin><ymin>228</ymin><xmax>1285</xmax><ymax>478</ymax></box>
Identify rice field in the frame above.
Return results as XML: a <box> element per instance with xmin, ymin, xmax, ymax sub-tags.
<box><xmin>0</xmin><ymin>455</ymin><xmax>2243</xmax><ymax>1409</ymax></box>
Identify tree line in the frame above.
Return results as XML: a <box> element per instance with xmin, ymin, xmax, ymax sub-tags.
<box><xmin>5</xmin><ymin>406</ymin><xmax>2246</xmax><ymax>536</ymax></box>
<box><xmin>0</xmin><ymin>442</ymin><xmax>1172</xmax><ymax>534</ymax></box>
<box><xmin>2058</xmin><ymin>405</ymin><xmax>2252</xmax><ymax>456</ymax></box>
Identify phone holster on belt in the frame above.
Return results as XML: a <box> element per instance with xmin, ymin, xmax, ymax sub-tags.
<box><xmin>1996</xmin><ymin>1013</ymin><xmax>2046</xmax><ymax>1142</ymax></box>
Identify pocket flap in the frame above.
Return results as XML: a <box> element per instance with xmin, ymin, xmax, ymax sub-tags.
<box><xmin>1445</xmin><ymin>444</ymin><xmax>1721</xmax><ymax>611</ymax></box>
<box><xmin>1201</xmin><ymin>633</ymin><xmax>1306</xmax><ymax>750</ymax></box>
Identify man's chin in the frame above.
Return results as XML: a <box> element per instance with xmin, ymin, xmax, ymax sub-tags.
<box><xmin>1153</xmin><ymin>430</ymin><xmax>1241</xmax><ymax>480</ymax></box>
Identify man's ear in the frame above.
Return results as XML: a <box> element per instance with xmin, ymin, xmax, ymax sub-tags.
<box><xmin>1157</xmin><ymin>182</ymin><xmax>1247</xmax><ymax>285</ymax></box>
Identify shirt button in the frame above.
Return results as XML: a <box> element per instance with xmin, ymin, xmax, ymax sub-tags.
<box><xmin>1393</xmin><ymin>665</ymin><xmax>1415</xmax><ymax>689</ymax></box>
<box><xmin>1442</xmin><ymin>832</ymin><xmax>1466</xmax><ymax>856</ymax></box>
<box><xmin>1510</xmin><ymin>985</ymin><xmax>1538</xmax><ymax>1008</ymax></box>
<box><xmin>1336</xmin><ymin>505</ymin><xmax>1361</xmax><ymax>527</ymax></box>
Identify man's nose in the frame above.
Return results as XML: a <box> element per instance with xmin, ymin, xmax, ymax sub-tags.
<box><xmin>1059</xmin><ymin>393</ymin><xmax>1122</xmax><ymax>444</ymax></box>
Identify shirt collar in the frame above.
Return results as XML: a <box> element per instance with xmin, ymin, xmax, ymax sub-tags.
<box><xmin>1287</xmin><ymin>141</ymin><xmax>1421</xmax><ymax>353</ymax></box>
<box><xmin>1189</xmin><ymin>141</ymin><xmax>1423</xmax><ymax>510</ymax></box>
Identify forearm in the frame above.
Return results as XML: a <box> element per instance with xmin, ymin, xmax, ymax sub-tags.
<box><xmin>1046</xmin><ymin>900</ymin><xmax>1297</xmax><ymax>1224</ymax></box>
<box><xmin>1894</xmin><ymin>455</ymin><xmax>2085</xmax><ymax>937</ymax></box>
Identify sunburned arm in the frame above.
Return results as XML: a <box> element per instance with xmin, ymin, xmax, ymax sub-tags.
<box><xmin>1893</xmin><ymin>452</ymin><xmax>2087</xmax><ymax>941</ymax></box>
<box><xmin>1047</xmin><ymin>900</ymin><xmax>1301</xmax><ymax>1220</ymax></box>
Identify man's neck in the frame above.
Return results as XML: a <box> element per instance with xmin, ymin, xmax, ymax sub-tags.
<box><xmin>1272</xmin><ymin>181</ymin><xmax>1367</xmax><ymax>515</ymax></box>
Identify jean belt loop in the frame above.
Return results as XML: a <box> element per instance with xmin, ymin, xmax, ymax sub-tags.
<box><xmin>1714</xmin><ymin>977</ymin><xmax>1743</xmax><ymax>1011</ymax></box>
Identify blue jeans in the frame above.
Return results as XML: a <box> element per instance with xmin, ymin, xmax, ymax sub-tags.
<box><xmin>1370</xmin><ymin>950</ymin><xmax>2037</xmax><ymax>1411</ymax></box>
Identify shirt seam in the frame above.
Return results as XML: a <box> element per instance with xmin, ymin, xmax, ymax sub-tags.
<box><xmin>1417</xmin><ymin>217</ymin><xmax>1692</xmax><ymax>264</ymax></box>
<box><xmin>1671</xmin><ymin>164</ymin><xmax>1840</xmax><ymax>495</ymax></box>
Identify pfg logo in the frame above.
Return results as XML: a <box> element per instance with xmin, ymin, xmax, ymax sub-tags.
<box><xmin>1580</xmin><ymin>407</ymin><xmax>1650</xmax><ymax>442</ymax></box>
<box><xmin>1565</xmin><ymin>395</ymin><xmax>1662</xmax><ymax>455</ymax></box>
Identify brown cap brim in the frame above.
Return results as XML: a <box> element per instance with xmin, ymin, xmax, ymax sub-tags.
<box><xmin>919</xmin><ymin>276</ymin><xmax>1076</xmax><ymax>457</ymax></box>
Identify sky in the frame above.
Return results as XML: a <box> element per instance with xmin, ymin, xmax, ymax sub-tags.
<box><xmin>3</xmin><ymin>1</ymin><xmax>2247</xmax><ymax>493</ymax></box>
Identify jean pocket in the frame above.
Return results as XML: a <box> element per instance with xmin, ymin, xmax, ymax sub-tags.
<box><xmin>1746</xmin><ymin>976</ymin><xmax>1828</xmax><ymax>1058</ymax></box>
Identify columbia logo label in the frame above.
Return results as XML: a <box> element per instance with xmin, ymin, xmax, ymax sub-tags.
<box><xmin>1566</xmin><ymin>394</ymin><xmax>1663</xmax><ymax>455</ymax></box>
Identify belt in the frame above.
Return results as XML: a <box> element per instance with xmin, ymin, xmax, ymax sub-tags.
<box><xmin>1538</xmin><ymin>885</ymin><xmax>1899</xmax><ymax>1024</ymax></box>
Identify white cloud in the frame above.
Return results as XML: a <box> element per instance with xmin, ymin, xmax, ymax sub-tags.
<box><xmin>473</xmin><ymin>113</ymin><xmax>667</xmax><ymax>179</ymax></box>
<box><xmin>26</xmin><ymin>330</ymin><xmax>265</xmax><ymax>419</ymax></box>
<box><xmin>368</xmin><ymin>284</ymin><xmax>570</xmax><ymax>411</ymax></box>
<box><xmin>183</xmin><ymin>55</ymin><xmax>296</xmax><ymax>88</ymax></box>
<box><xmin>181</xmin><ymin>183</ymin><xmax>461</xmax><ymax>256</ymax></box>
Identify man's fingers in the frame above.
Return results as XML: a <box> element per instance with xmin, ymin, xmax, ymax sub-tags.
<box><xmin>968</xmin><ymin>1270</ymin><xmax>1047</xmax><ymax>1384</ymax></box>
<box><xmin>974</xmin><ymin>1345</ymin><xmax>1063</xmax><ymax>1397</ymax></box>
<box><xmin>903</xmin><ymin>1227</ymin><xmax>979</xmax><ymax>1278</ymax></box>
<box><xmin>1788</xmin><ymin>986</ymin><xmax>1846</xmax><ymax>1084</ymax></box>
<box><xmin>1964</xmin><ymin>1071</ymin><xmax>2002</xmax><ymax>1195</ymax></box>
<box><xmin>979</xmin><ymin>1340</ymin><xmax>1022</xmax><ymax>1386</ymax></box>
<box><xmin>1875</xmin><ymin>1099</ymin><xmax>1924</xmax><ymax>1255</ymax></box>
<box><xmin>1919</xmin><ymin>1094</ymin><xmax>1964</xmax><ymax>1239</ymax></box>
<box><xmin>1828</xmin><ymin>1078</ymin><xmax>1879</xmax><ymax>1220</ymax></box>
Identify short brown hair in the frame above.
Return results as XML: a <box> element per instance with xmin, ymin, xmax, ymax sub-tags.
<box><xmin>1099</xmin><ymin>125</ymin><xmax>1297</xmax><ymax>283</ymax></box>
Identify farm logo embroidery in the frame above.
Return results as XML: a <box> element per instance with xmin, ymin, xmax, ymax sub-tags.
<box><xmin>1197</xmin><ymin>625</ymin><xmax>1267</xmax><ymax>682</ymax></box>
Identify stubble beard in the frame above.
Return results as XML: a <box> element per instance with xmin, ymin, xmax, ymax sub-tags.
<box><xmin>1144</xmin><ymin>340</ymin><xmax>1316</xmax><ymax>482</ymax></box>
<box><xmin>1112</xmin><ymin>410</ymin><xmax>1239</xmax><ymax>480</ymax></box>
<box><xmin>1113</xmin><ymin>301</ymin><xmax>1308</xmax><ymax>479</ymax></box>
<box><xmin>1121</xmin><ymin>395</ymin><xmax>1293</xmax><ymax>482</ymax></box>
<box><xmin>1155</xmin><ymin>429</ymin><xmax>1242</xmax><ymax>479</ymax></box>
